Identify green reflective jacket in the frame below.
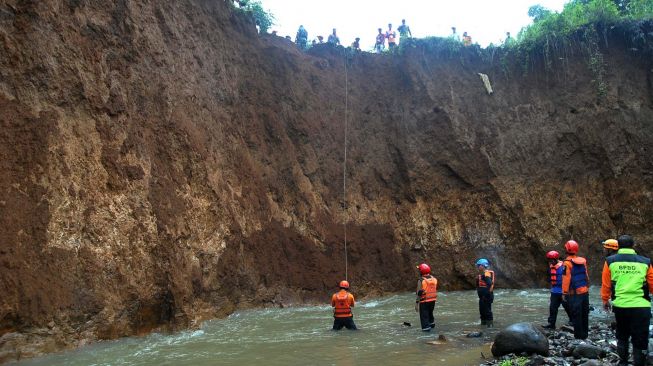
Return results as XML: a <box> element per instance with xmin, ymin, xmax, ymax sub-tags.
<box><xmin>606</xmin><ymin>248</ymin><xmax>652</xmax><ymax>308</ymax></box>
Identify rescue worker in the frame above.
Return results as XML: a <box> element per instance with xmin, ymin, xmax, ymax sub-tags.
<box><xmin>561</xmin><ymin>240</ymin><xmax>590</xmax><ymax>339</ymax></box>
<box><xmin>543</xmin><ymin>250</ymin><xmax>572</xmax><ymax>329</ymax></box>
<box><xmin>415</xmin><ymin>263</ymin><xmax>438</xmax><ymax>331</ymax></box>
<box><xmin>463</xmin><ymin>31</ymin><xmax>472</xmax><ymax>46</ymax></box>
<box><xmin>351</xmin><ymin>37</ymin><xmax>361</xmax><ymax>51</ymax></box>
<box><xmin>386</xmin><ymin>23</ymin><xmax>397</xmax><ymax>50</ymax></box>
<box><xmin>374</xmin><ymin>28</ymin><xmax>385</xmax><ymax>53</ymax></box>
<box><xmin>295</xmin><ymin>25</ymin><xmax>308</xmax><ymax>49</ymax></box>
<box><xmin>397</xmin><ymin>19</ymin><xmax>412</xmax><ymax>41</ymax></box>
<box><xmin>601</xmin><ymin>235</ymin><xmax>653</xmax><ymax>366</ymax></box>
<box><xmin>603</xmin><ymin>238</ymin><xmax>619</xmax><ymax>258</ymax></box>
<box><xmin>331</xmin><ymin>280</ymin><xmax>357</xmax><ymax>330</ymax></box>
<box><xmin>476</xmin><ymin>258</ymin><xmax>494</xmax><ymax>327</ymax></box>
<box><xmin>327</xmin><ymin>28</ymin><xmax>340</xmax><ymax>46</ymax></box>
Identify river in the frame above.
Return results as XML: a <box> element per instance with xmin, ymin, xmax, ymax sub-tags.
<box><xmin>12</xmin><ymin>289</ymin><xmax>608</xmax><ymax>366</ymax></box>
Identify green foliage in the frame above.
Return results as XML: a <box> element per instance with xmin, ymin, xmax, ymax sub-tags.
<box><xmin>498</xmin><ymin>356</ymin><xmax>530</xmax><ymax>366</ymax></box>
<box><xmin>627</xmin><ymin>0</ymin><xmax>653</xmax><ymax>19</ymax></box>
<box><xmin>235</xmin><ymin>0</ymin><xmax>275</xmax><ymax>33</ymax></box>
<box><xmin>512</xmin><ymin>0</ymin><xmax>647</xmax><ymax>90</ymax></box>
<box><xmin>528</xmin><ymin>4</ymin><xmax>553</xmax><ymax>21</ymax></box>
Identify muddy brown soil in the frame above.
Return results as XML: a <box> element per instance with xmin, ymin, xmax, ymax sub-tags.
<box><xmin>1</xmin><ymin>0</ymin><xmax>652</xmax><ymax>362</ymax></box>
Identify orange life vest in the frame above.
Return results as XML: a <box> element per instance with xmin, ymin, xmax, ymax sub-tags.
<box><xmin>420</xmin><ymin>276</ymin><xmax>438</xmax><ymax>303</ymax></box>
<box><xmin>550</xmin><ymin>261</ymin><xmax>563</xmax><ymax>285</ymax></box>
<box><xmin>477</xmin><ymin>270</ymin><xmax>495</xmax><ymax>291</ymax></box>
<box><xmin>333</xmin><ymin>290</ymin><xmax>353</xmax><ymax>318</ymax></box>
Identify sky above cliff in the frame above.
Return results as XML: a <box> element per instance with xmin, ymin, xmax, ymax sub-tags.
<box><xmin>261</xmin><ymin>0</ymin><xmax>567</xmax><ymax>49</ymax></box>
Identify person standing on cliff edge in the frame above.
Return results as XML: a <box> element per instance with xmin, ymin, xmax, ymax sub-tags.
<box><xmin>543</xmin><ymin>250</ymin><xmax>572</xmax><ymax>329</ymax></box>
<box><xmin>327</xmin><ymin>28</ymin><xmax>340</xmax><ymax>46</ymax></box>
<box><xmin>415</xmin><ymin>263</ymin><xmax>438</xmax><ymax>331</ymax></box>
<box><xmin>561</xmin><ymin>240</ymin><xmax>590</xmax><ymax>339</ymax></box>
<box><xmin>601</xmin><ymin>235</ymin><xmax>653</xmax><ymax>366</ymax></box>
<box><xmin>331</xmin><ymin>280</ymin><xmax>357</xmax><ymax>330</ymax></box>
<box><xmin>476</xmin><ymin>258</ymin><xmax>494</xmax><ymax>327</ymax></box>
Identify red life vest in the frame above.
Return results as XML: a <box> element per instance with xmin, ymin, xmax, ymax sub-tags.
<box><xmin>333</xmin><ymin>290</ymin><xmax>353</xmax><ymax>318</ymax></box>
<box><xmin>419</xmin><ymin>276</ymin><xmax>438</xmax><ymax>303</ymax></box>
<box><xmin>550</xmin><ymin>261</ymin><xmax>563</xmax><ymax>286</ymax></box>
<box><xmin>477</xmin><ymin>270</ymin><xmax>495</xmax><ymax>291</ymax></box>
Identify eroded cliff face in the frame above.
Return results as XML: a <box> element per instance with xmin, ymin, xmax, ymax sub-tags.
<box><xmin>1</xmin><ymin>0</ymin><xmax>652</xmax><ymax>361</ymax></box>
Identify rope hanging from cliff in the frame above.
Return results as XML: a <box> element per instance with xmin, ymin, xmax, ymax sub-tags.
<box><xmin>342</xmin><ymin>51</ymin><xmax>349</xmax><ymax>282</ymax></box>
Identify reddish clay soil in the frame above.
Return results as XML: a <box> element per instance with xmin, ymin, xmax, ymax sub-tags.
<box><xmin>0</xmin><ymin>1</ymin><xmax>652</xmax><ymax>362</ymax></box>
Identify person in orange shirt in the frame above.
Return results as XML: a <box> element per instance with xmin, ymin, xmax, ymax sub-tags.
<box><xmin>601</xmin><ymin>235</ymin><xmax>653</xmax><ymax>366</ymax></box>
<box><xmin>561</xmin><ymin>240</ymin><xmax>590</xmax><ymax>339</ymax></box>
<box><xmin>386</xmin><ymin>23</ymin><xmax>397</xmax><ymax>50</ymax></box>
<box><xmin>331</xmin><ymin>280</ymin><xmax>357</xmax><ymax>330</ymax></box>
<box><xmin>462</xmin><ymin>31</ymin><xmax>472</xmax><ymax>46</ymax></box>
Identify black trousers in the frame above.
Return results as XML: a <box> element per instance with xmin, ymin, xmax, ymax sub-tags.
<box><xmin>419</xmin><ymin>301</ymin><xmax>436</xmax><ymax>330</ymax></box>
<box><xmin>548</xmin><ymin>293</ymin><xmax>572</xmax><ymax>326</ymax></box>
<box><xmin>613</xmin><ymin>306</ymin><xmax>651</xmax><ymax>350</ymax></box>
<box><xmin>478</xmin><ymin>291</ymin><xmax>494</xmax><ymax>321</ymax></box>
<box><xmin>333</xmin><ymin>316</ymin><xmax>357</xmax><ymax>330</ymax></box>
<box><xmin>568</xmin><ymin>293</ymin><xmax>589</xmax><ymax>339</ymax></box>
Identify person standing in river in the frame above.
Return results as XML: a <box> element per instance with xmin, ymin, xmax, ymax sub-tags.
<box><xmin>601</xmin><ymin>235</ymin><xmax>653</xmax><ymax>366</ymax></box>
<box><xmin>543</xmin><ymin>250</ymin><xmax>572</xmax><ymax>329</ymax></box>
<box><xmin>476</xmin><ymin>258</ymin><xmax>494</xmax><ymax>327</ymax></box>
<box><xmin>415</xmin><ymin>263</ymin><xmax>438</xmax><ymax>331</ymax></box>
<box><xmin>561</xmin><ymin>240</ymin><xmax>590</xmax><ymax>339</ymax></box>
<box><xmin>331</xmin><ymin>280</ymin><xmax>357</xmax><ymax>330</ymax></box>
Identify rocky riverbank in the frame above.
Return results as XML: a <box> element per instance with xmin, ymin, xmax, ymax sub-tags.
<box><xmin>482</xmin><ymin>320</ymin><xmax>653</xmax><ymax>366</ymax></box>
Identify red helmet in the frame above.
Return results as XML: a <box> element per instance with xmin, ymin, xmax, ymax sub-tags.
<box><xmin>565</xmin><ymin>240</ymin><xmax>579</xmax><ymax>254</ymax></box>
<box><xmin>339</xmin><ymin>280</ymin><xmax>350</xmax><ymax>289</ymax></box>
<box><xmin>546</xmin><ymin>250</ymin><xmax>559</xmax><ymax>259</ymax></box>
<box><xmin>418</xmin><ymin>263</ymin><xmax>431</xmax><ymax>275</ymax></box>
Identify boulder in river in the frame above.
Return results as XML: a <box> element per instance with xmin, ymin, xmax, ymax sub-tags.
<box><xmin>491</xmin><ymin>322</ymin><xmax>549</xmax><ymax>357</ymax></box>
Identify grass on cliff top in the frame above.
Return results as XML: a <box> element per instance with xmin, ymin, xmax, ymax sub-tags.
<box><xmin>398</xmin><ymin>0</ymin><xmax>653</xmax><ymax>64</ymax></box>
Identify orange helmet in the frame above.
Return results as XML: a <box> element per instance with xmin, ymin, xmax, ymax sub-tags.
<box><xmin>602</xmin><ymin>239</ymin><xmax>618</xmax><ymax>251</ymax></box>
<box><xmin>565</xmin><ymin>240</ymin><xmax>579</xmax><ymax>254</ymax></box>
<box><xmin>546</xmin><ymin>250</ymin><xmax>559</xmax><ymax>259</ymax></box>
<box><xmin>339</xmin><ymin>280</ymin><xmax>350</xmax><ymax>289</ymax></box>
<box><xmin>417</xmin><ymin>263</ymin><xmax>431</xmax><ymax>275</ymax></box>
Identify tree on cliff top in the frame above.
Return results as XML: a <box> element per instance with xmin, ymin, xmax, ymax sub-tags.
<box><xmin>235</xmin><ymin>0</ymin><xmax>275</xmax><ymax>33</ymax></box>
<box><xmin>516</xmin><ymin>0</ymin><xmax>651</xmax><ymax>51</ymax></box>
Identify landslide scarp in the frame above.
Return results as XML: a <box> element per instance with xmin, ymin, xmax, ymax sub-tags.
<box><xmin>1</xmin><ymin>0</ymin><xmax>652</xmax><ymax>362</ymax></box>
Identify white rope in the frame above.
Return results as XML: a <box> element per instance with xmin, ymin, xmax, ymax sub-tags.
<box><xmin>343</xmin><ymin>53</ymin><xmax>349</xmax><ymax>282</ymax></box>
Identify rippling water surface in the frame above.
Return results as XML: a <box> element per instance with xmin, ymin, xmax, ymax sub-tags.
<box><xmin>13</xmin><ymin>289</ymin><xmax>607</xmax><ymax>366</ymax></box>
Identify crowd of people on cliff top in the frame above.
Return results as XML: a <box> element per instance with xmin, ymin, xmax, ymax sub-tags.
<box><xmin>331</xmin><ymin>235</ymin><xmax>653</xmax><ymax>366</ymax></box>
<box><xmin>281</xmin><ymin>20</ymin><xmax>510</xmax><ymax>53</ymax></box>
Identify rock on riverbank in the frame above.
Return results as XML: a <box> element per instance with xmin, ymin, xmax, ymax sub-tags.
<box><xmin>482</xmin><ymin>321</ymin><xmax>630</xmax><ymax>366</ymax></box>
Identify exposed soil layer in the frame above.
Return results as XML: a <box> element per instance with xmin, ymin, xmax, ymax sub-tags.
<box><xmin>1</xmin><ymin>1</ymin><xmax>652</xmax><ymax>362</ymax></box>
